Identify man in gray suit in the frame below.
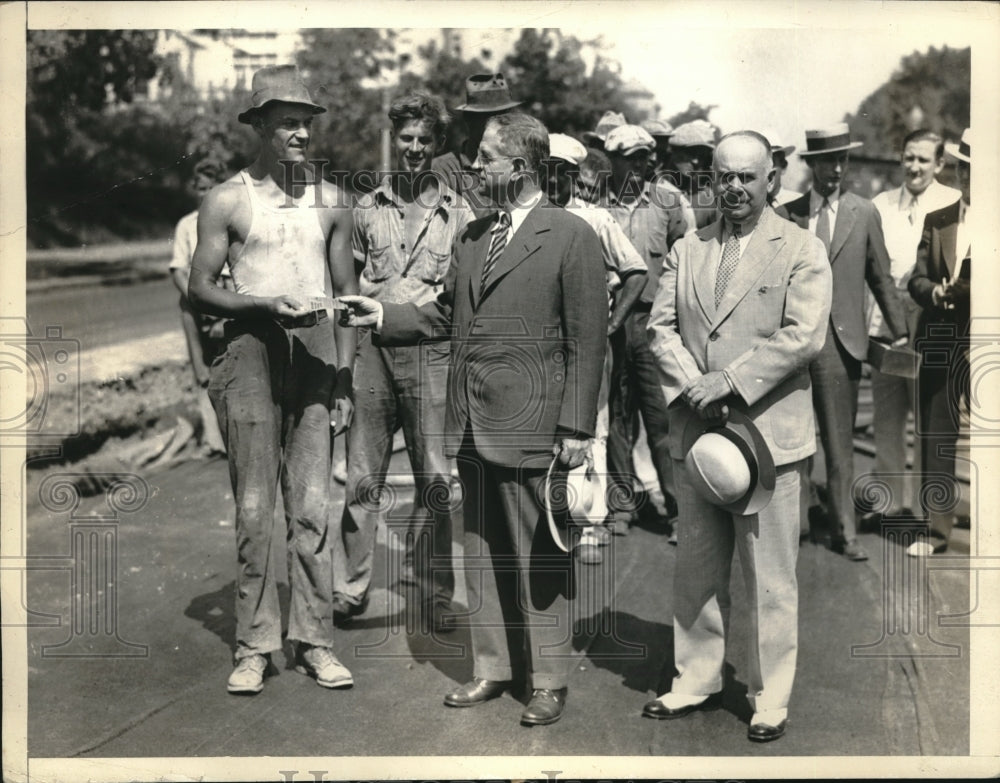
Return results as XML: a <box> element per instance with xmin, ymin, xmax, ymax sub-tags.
<box><xmin>646</xmin><ymin>131</ymin><xmax>832</xmax><ymax>742</ymax></box>
<box><xmin>340</xmin><ymin>113</ymin><xmax>608</xmax><ymax>726</ymax></box>
<box><xmin>777</xmin><ymin>123</ymin><xmax>909</xmax><ymax>561</ymax></box>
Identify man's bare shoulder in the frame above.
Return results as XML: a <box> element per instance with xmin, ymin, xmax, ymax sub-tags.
<box><xmin>317</xmin><ymin>179</ymin><xmax>352</xmax><ymax>210</ymax></box>
<box><xmin>200</xmin><ymin>175</ymin><xmax>246</xmax><ymax>219</ymax></box>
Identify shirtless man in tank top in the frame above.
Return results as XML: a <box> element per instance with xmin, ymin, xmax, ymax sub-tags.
<box><xmin>189</xmin><ymin>66</ymin><xmax>358</xmax><ymax>695</ymax></box>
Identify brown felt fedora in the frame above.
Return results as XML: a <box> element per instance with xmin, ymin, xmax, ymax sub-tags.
<box><xmin>454</xmin><ymin>73</ymin><xmax>522</xmax><ymax>113</ymax></box>
<box><xmin>238</xmin><ymin>65</ymin><xmax>326</xmax><ymax>124</ymax></box>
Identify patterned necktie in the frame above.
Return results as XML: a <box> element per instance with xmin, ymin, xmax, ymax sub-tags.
<box><xmin>815</xmin><ymin>197</ymin><xmax>831</xmax><ymax>254</ymax></box>
<box><xmin>480</xmin><ymin>211</ymin><xmax>511</xmax><ymax>297</ymax></box>
<box><xmin>714</xmin><ymin>225</ymin><xmax>741</xmax><ymax>308</ymax></box>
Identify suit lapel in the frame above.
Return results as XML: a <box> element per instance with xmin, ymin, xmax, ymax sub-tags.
<box><xmin>712</xmin><ymin>209</ymin><xmax>784</xmax><ymax>329</ymax></box>
<box><xmin>939</xmin><ymin>219</ymin><xmax>958</xmax><ymax>279</ymax></box>
<box><xmin>828</xmin><ymin>192</ymin><xmax>857</xmax><ymax>262</ymax></box>
<box><xmin>692</xmin><ymin>221</ymin><xmax>723</xmax><ymax>321</ymax></box>
<box><xmin>478</xmin><ymin>201</ymin><xmax>548</xmax><ymax>303</ymax></box>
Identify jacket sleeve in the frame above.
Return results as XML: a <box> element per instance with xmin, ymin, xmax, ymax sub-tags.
<box><xmin>725</xmin><ymin>233</ymin><xmax>832</xmax><ymax>406</ymax></box>
<box><xmin>646</xmin><ymin>238</ymin><xmax>704</xmax><ymax>406</ymax></box>
<box><xmin>557</xmin><ymin>222</ymin><xmax>609</xmax><ymax>439</ymax></box>
<box><xmin>864</xmin><ymin>205</ymin><xmax>908</xmax><ymax>338</ymax></box>
<box><xmin>377</xmin><ymin>237</ymin><xmax>459</xmax><ymax>346</ymax></box>
<box><xmin>908</xmin><ymin>215</ymin><xmax>938</xmax><ymax>310</ymax></box>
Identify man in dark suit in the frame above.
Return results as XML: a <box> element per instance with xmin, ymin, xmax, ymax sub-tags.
<box><xmin>906</xmin><ymin>128</ymin><xmax>972</xmax><ymax>557</ymax></box>
<box><xmin>777</xmin><ymin>123</ymin><xmax>909</xmax><ymax>561</ymax></box>
<box><xmin>340</xmin><ymin>113</ymin><xmax>608</xmax><ymax>725</ymax></box>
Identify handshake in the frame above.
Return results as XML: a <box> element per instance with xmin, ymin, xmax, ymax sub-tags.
<box><xmin>263</xmin><ymin>295</ymin><xmax>380</xmax><ymax>329</ymax></box>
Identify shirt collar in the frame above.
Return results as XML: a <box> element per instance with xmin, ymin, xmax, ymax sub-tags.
<box><xmin>607</xmin><ymin>179</ymin><xmax>651</xmax><ymax>207</ymax></box>
<box><xmin>499</xmin><ymin>190</ymin><xmax>543</xmax><ymax>235</ymax></box>
<box><xmin>810</xmin><ymin>187</ymin><xmax>840</xmax><ymax>214</ymax></box>
<box><xmin>373</xmin><ymin>174</ymin><xmax>457</xmax><ymax>213</ymax></box>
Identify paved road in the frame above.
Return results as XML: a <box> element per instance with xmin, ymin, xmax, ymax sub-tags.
<box><xmin>26</xmin><ymin>277</ymin><xmax>180</xmax><ymax>353</ymax></box>
<box><xmin>22</xmin><ymin>446</ymin><xmax>972</xmax><ymax>769</ymax></box>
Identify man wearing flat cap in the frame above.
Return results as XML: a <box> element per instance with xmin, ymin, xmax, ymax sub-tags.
<box><xmin>432</xmin><ymin>72</ymin><xmax>521</xmax><ymax>202</ymax></box>
<box><xmin>603</xmin><ymin>124</ymin><xmax>695</xmax><ymax>533</ymax></box>
<box><xmin>777</xmin><ymin>122</ymin><xmax>909</xmax><ymax>562</ymax></box>
<box><xmin>642</xmin><ymin>118</ymin><xmax>675</xmax><ymax>180</ymax></box>
<box><xmin>189</xmin><ymin>65</ymin><xmax>358</xmax><ymax>694</ymax></box>
<box><xmin>669</xmin><ymin>119</ymin><xmax>719</xmax><ymax>230</ymax></box>
<box><xmin>906</xmin><ymin>128</ymin><xmax>973</xmax><ymax>558</ymax></box>
<box><xmin>544</xmin><ymin>132</ymin><xmax>649</xmax><ymax>563</ymax></box>
<box><xmin>646</xmin><ymin>130</ymin><xmax>832</xmax><ymax>743</ymax></box>
<box><xmin>583</xmin><ymin>110</ymin><xmax>628</xmax><ymax>151</ymax></box>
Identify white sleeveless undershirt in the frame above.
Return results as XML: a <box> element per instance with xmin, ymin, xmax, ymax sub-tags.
<box><xmin>228</xmin><ymin>170</ymin><xmax>329</xmax><ymax>302</ymax></box>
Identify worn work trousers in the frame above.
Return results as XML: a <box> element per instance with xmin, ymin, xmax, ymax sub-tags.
<box><xmin>208</xmin><ymin>320</ymin><xmax>337</xmax><ymax>659</ymax></box>
<box><xmin>334</xmin><ymin>330</ymin><xmax>455</xmax><ymax>609</ymax></box>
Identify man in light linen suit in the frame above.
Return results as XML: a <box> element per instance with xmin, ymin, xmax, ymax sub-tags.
<box><xmin>645</xmin><ymin>131</ymin><xmax>832</xmax><ymax>742</ymax></box>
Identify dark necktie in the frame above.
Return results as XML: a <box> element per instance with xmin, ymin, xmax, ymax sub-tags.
<box><xmin>715</xmin><ymin>225</ymin><xmax>741</xmax><ymax>308</ymax></box>
<box><xmin>480</xmin><ymin>211</ymin><xmax>511</xmax><ymax>297</ymax></box>
<box><xmin>815</xmin><ymin>197</ymin><xmax>831</xmax><ymax>254</ymax></box>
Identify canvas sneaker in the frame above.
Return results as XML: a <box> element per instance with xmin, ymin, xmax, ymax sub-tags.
<box><xmin>227</xmin><ymin>654</ymin><xmax>268</xmax><ymax>694</ymax></box>
<box><xmin>295</xmin><ymin>645</ymin><xmax>354</xmax><ymax>689</ymax></box>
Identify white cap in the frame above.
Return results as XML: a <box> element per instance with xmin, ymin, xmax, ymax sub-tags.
<box><xmin>548</xmin><ymin>133</ymin><xmax>588</xmax><ymax>166</ymax></box>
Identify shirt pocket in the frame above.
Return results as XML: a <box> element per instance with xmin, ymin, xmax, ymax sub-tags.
<box><xmin>362</xmin><ymin>240</ymin><xmax>395</xmax><ymax>283</ymax></box>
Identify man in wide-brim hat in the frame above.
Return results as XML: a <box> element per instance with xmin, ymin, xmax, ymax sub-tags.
<box><xmin>189</xmin><ymin>64</ymin><xmax>359</xmax><ymax>696</ymax></box>
<box><xmin>431</xmin><ymin>72</ymin><xmax>521</xmax><ymax>200</ymax></box>
<box><xmin>776</xmin><ymin>122</ymin><xmax>910</xmax><ymax>563</ymax></box>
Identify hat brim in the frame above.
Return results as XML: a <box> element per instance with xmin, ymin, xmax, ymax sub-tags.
<box><xmin>680</xmin><ymin>408</ymin><xmax>776</xmax><ymax>516</ymax></box>
<box><xmin>944</xmin><ymin>143</ymin><xmax>970</xmax><ymax>163</ymax></box>
<box><xmin>797</xmin><ymin>141</ymin><xmax>862</xmax><ymax>156</ymax></box>
<box><xmin>238</xmin><ymin>101</ymin><xmax>326</xmax><ymax>125</ymax></box>
<box><xmin>609</xmin><ymin>144</ymin><xmax>653</xmax><ymax>157</ymax></box>
<box><xmin>455</xmin><ymin>99</ymin><xmax>522</xmax><ymax>113</ymax></box>
<box><xmin>543</xmin><ymin>457</ymin><xmax>601</xmax><ymax>552</ymax></box>
<box><xmin>771</xmin><ymin>144</ymin><xmax>795</xmax><ymax>156</ymax></box>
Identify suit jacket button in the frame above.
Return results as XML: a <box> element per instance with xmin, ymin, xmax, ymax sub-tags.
<box><xmin>709</xmin><ymin>332</ymin><xmax>719</xmax><ymax>341</ymax></box>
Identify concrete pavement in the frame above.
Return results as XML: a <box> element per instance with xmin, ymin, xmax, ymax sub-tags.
<box><xmin>24</xmin><ymin>445</ymin><xmax>971</xmax><ymax>763</ymax></box>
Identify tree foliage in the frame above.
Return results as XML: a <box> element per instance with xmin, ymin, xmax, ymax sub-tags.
<box><xmin>845</xmin><ymin>46</ymin><xmax>970</xmax><ymax>159</ymax></box>
<box><xmin>500</xmin><ymin>29</ymin><xmax>652</xmax><ymax>137</ymax></box>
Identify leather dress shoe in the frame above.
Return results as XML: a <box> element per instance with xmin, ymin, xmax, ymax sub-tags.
<box><xmin>520</xmin><ymin>688</ymin><xmax>567</xmax><ymax>726</ymax></box>
<box><xmin>748</xmin><ymin>719</ymin><xmax>787</xmax><ymax>742</ymax></box>
<box><xmin>641</xmin><ymin>691</ymin><xmax>722</xmax><ymax>720</ymax></box>
<box><xmin>443</xmin><ymin>677</ymin><xmax>508</xmax><ymax>707</ymax></box>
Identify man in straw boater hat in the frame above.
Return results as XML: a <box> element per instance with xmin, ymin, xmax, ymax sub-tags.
<box><xmin>776</xmin><ymin>122</ymin><xmax>909</xmax><ymax>562</ymax></box>
<box><xmin>646</xmin><ymin>130</ymin><xmax>832</xmax><ymax>742</ymax></box>
<box><xmin>906</xmin><ymin>128</ymin><xmax>972</xmax><ymax>558</ymax></box>
<box><xmin>189</xmin><ymin>65</ymin><xmax>358</xmax><ymax>694</ymax></box>
<box><xmin>431</xmin><ymin>72</ymin><xmax>521</xmax><ymax>200</ymax></box>
<box><xmin>543</xmin><ymin>132</ymin><xmax>649</xmax><ymax>564</ymax></box>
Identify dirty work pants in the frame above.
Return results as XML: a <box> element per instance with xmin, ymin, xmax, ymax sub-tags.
<box><xmin>209</xmin><ymin>320</ymin><xmax>337</xmax><ymax>659</ymax></box>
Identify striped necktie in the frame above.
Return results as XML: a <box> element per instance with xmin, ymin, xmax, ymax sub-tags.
<box><xmin>715</xmin><ymin>225</ymin><xmax>741</xmax><ymax>308</ymax></box>
<box><xmin>480</xmin><ymin>211</ymin><xmax>511</xmax><ymax>297</ymax></box>
<box><xmin>815</xmin><ymin>197</ymin><xmax>831</xmax><ymax>254</ymax></box>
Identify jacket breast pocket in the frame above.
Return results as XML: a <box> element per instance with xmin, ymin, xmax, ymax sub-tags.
<box><xmin>751</xmin><ymin>283</ymin><xmax>787</xmax><ymax>337</ymax></box>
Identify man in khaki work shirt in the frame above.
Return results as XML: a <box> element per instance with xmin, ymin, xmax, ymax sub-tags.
<box><xmin>602</xmin><ymin>124</ymin><xmax>694</xmax><ymax>534</ymax></box>
<box><xmin>333</xmin><ymin>91</ymin><xmax>474</xmax><ymax>633</ymax></box>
